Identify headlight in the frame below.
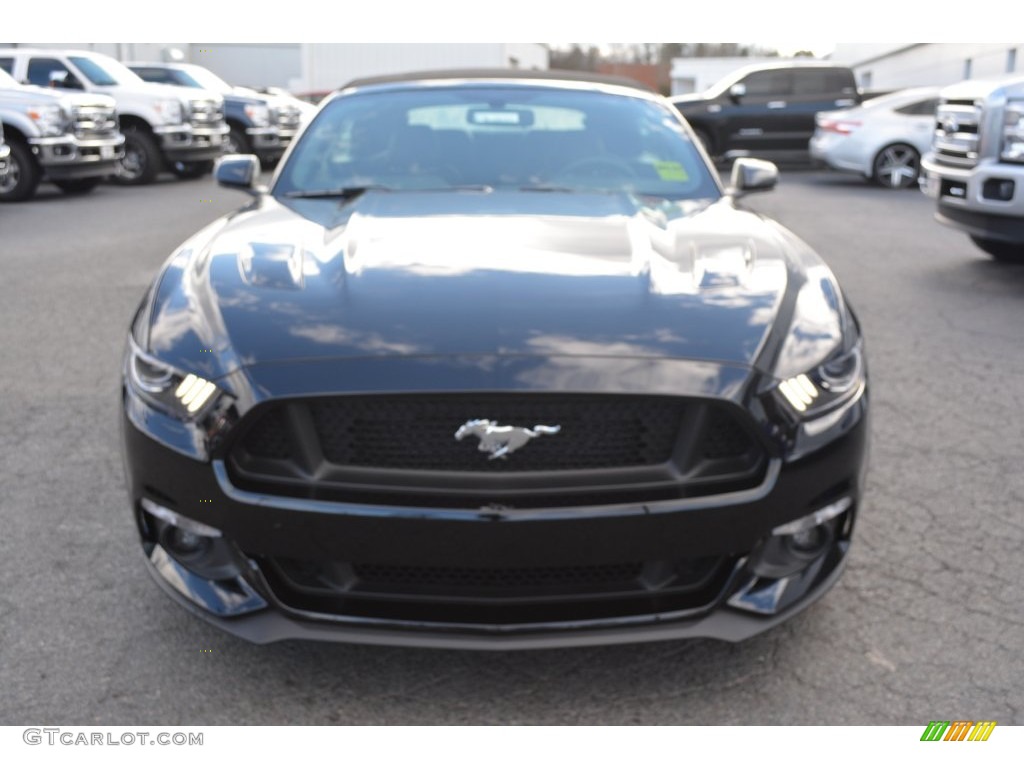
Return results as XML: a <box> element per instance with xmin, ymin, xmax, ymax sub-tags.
<box><xmin>776</xmin><ymin>343</ymin><xmax>865</xmax><ymax>419</ymax></box>
<box><xmin>1001</xmin><ymin>100</ymin><xmax>1024</xmax><ymax>163</ymax></box>
<box><xmin>26</xmin><ymin>104</ymin><xmax>67</xmax><ymax>137</ymax></box>
<box><xmin>154</xmin><ymin>98</ymin><xmax>183</xmax><ymax>125</ymax></box>
<box><xmin>244</xmin><ymin>104</ymin><xmax>270</xmax><ymax>127</ymax></box>
<box><xmin>128</xmin><ymin>341</ymin><xmax>221</xmax><ymax>419</ymax></box>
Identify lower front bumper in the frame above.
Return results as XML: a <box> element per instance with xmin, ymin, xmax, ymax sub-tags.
<box><xmin>935</xmin><ymin>203</ymin><xmax>1024</xmax><ymax>242</ymax></box>
<box><xmin>247</xmin><ymin>126</ymin><xmax>296</xmax><ymax>160</ymax></box>
<box><xmin>157</xmin><ymin>124</ymin><xmax>228</xmax><ymax>163</ymax></box>
<box><xmin>921</xmin><ymin>156</ymin><xmax>1024</xmax><ymax>241</ymax></box>
<box><xmin>31</xmin><ymin>136</ymin><xmax>125</xmax><ymax>180</ymax></box>
<box><xmin>144</xmin><ymin>538</ymin><xmax>849</xmax><ymax>649</ymax></box>
<box><xmin>123</xmin><ymin>390</ymin><xmax>867</xmax><ymax>648</ymax></box>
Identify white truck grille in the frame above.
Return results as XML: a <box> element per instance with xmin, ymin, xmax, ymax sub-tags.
<box><xmin>932</xmin><ymin>100</ymin><xmax>982</xmax><ymax>168</ymax></box>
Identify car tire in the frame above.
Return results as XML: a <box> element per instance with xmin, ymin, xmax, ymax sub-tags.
<box><xmin>871</xmin><ymin>143</ymin><xmax>920</xmax><ymax>189</ymax></box>
<box><xmin>225</xmin><ymin>126</ymin><xmax>252</xmax><ymax>155</ymax></box>
<box><xmin>0</xmin><ymin>139</ymin><xmax>42</xmax><ymax>202</ymax></box>
<box><xmin>969</xmin><ymin>236</ymin><xmax>1024</xmax><ymax>264</ymax></box>
<box><xmin>54</xmin><ymin>177</ymin><xmax>102</xmax><ymax>195</ymax></box>
<box><xmin>114</xmin><ymin>127</ymin><xmax>162</xmax><ymax>185</ymax></box>
<box><xmin>170</xmin><ymin>160</ymin><xmax>215</xmax><ymax>179</ymax></box>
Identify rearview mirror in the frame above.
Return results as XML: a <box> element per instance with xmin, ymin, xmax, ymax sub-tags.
<box><xmin>728</xmin><ymin>83</ymin><xmax>747</xmax><ymax>101</ymax></box>
<box><xmin>48</xmin><ymin>70</ymin><xmax>82</xmax><ymax>89</ymax></box>
<box><xmin>729</xmin><ymin>158</ymin><xmax>778</xmax><ymax>195</ymax></box>
<box><xmin>215</xmin><ymin>154</ymin><xmax>264</xmax><ymax>196</ymax></box>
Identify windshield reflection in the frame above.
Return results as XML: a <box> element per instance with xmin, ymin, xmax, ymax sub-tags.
<box><xmin>274</xmin><ymin>85</ymin><xmax>722</xmax><ymax>202</ymax></box>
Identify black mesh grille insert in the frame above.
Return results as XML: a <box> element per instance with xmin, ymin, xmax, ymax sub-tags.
<box><xmin>229</xmin><ymin>393</ymin><xmax>767</xmax><ymax>508</ymax></box>
<box><xmin>258</xmin><ymin>554</ymin><xmax>735</xmax><ymax>625</ymax></box>
<box><xmin>353</xmin><ymin>562</ymin><xmax>645</xmax><ymax>590</ymax></box>
<box><xmin>247</xmin><ymin>393</ymin><xmax>687</xmax><ymax>471</ymax></box>
<box><xmin>702</xmin><ymin>409</ymin><xmax>756</xmax><ymax>459</ymax></box>
<box><xmin>244</xmin><ymin>408</ymin><xmax>293</xmax><ymax>459</ymax></box>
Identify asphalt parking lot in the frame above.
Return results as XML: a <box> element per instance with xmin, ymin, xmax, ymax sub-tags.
<box><xmin>1</xmin><ymin>170</ymin><xmax>1022</xmax><ymax>725</ymax></box>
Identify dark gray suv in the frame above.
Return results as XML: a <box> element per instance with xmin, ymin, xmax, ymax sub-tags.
<box><xmin>671</xmin><ymin>62</ymin><xmax>860</xmax><ymax>158</ymax></box>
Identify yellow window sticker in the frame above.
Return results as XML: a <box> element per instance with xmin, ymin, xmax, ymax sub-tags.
<box><xmin>653</xmin><ymin>161</ymin><xmax>689</xmax><ymax>181</ymax></box>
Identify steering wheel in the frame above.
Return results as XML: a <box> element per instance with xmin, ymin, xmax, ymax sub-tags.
<box><xmin>554</xmin><ymin>156</ymin><xmax>638</xmax><ymax>181</ymax></box>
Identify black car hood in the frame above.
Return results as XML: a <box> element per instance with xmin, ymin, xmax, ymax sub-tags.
<box><xmin>144</xmin><ymin>190</ymin><xmax>830</xmax><ymax>382</ymax></box>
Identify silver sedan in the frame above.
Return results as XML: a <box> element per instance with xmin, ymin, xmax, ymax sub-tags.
<box><xmin>810</xmin><ymin>87</ymin><xmax>941</xmax><ymax>189</ymax></box>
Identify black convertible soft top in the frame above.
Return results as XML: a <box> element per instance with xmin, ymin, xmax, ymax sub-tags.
<box><xmin>341</xmin><ymin>68</ymin><xmax>654</xmax><ymax>93</ymax></box>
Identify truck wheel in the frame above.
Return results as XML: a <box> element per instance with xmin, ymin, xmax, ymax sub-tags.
<box><xmin>170</xmin><ymin>160</ymin><xmax>214</xmax><ymax>179</ymax></box>
<box><xmin>225</xmin><ymin>126</ymin><xmax>252</xmax><ymax>155</ymax></box>
<box><xmin>872</xmin><ymin>143</ymin><xmax>920</xmax><ymax>189</ymax></box>
<box><xmin>0</xmin><ymin>139</ymin><xmax>42</xmax><ymax>202</ymax></box>
<box><xmin>114</xmin><ymin>127</ymin><xmax>162</xmax><ymax>185</ymax></box>
<box><xmin>969</xmin><ymin>236</ymin><xmax>1024</xmax><ymax>264</ymax></box>
<box><xmin>54</xmin><ymin>177</ymin><xmax>101</xmax><ymax>195</ymax></box>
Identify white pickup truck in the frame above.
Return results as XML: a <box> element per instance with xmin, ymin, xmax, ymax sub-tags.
<box><xmin>0</xmin><ymin>66</ymin><xmax>124</xmax><ymax>201</ymax></box>
<box><xmin>0</xmin><ymin>48</ymin><xmax>229</xmax><ymax>184</ymax></box>
<box><xmin>920</xmin><ymin>76</ymin><xmax>1024</xmax><ymax>263</ymax></box>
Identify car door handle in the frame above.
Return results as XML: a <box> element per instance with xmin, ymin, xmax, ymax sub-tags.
<box><xmin>835</xmin><ymin>99</ymin><xmax>856</xmax><ymax>107</ymax></box>
<box><xmin>767</xmin><ymin>101</ymin><xmax>787</xmax><ymax>109</ymax></box>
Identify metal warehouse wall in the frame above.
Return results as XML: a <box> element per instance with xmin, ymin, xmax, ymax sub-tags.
<box><xmin>834</xmin><ymin>43</ymin><xmax>1023</xmax><ymax>89</ymax></box>
<box><xmin>301</xmin><ymin>43</ymin><xmax>548</xmax><ymax>93</ymax></box>
<box><xmin>6</xmin><ymin>43</ymin><xmax>186</xmax><ymax>62</ymax></box>
<box><xmin>187</xmin><ymin>43</ymin><xmax>302</xmax><ymax>90</ymax></box>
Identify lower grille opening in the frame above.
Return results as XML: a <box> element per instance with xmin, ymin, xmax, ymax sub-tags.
<box><xmin>256</xmin><ymin>554</ymin><xmax>736</xmax><ymax>625</ymax></box>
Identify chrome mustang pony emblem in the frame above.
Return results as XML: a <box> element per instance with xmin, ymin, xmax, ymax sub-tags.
<box><xmin>454</xmin><ymin>419</ymin><xmax>561</xmax><ymax>460</ymax></box>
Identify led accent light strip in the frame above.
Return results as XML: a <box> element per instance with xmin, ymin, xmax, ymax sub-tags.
<box><xmin>778</xmin><ymin>373</ymin><xmax>819</xmax><ymax>412</ymax></box>
<box><xmin>175</xmin><ymin>374</ymin><xmax>217</xmax><ymax>413</ymax></box>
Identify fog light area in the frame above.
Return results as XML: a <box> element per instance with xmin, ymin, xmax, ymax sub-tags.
<box><xmin>139</xmin><ymin>498</ymin><xmax>267</xmax><ymax>616</ymax></box>
<box><xmin>140</xmin><ymin>498</ymin><xmax>241</xmax><ymax>581</ymax></box>
<box><xmin>749</xmin><ymin>497</ymin><xmax>852</xmax><ymax>580</ymax></box>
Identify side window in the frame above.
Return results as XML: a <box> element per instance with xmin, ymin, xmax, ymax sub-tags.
<box><xmin>741</xmin><ymin>70</ymin><xmax>792</xmax><ymax>98</ymax></box>
<box><xmin>27</xmin><ymin>57</ymin><xmax>78</xmax><ymax>88</ymax></box>
<box><xmin>896</xmin><ymin>99</ymin><xmax>939</xmax><ymax>116</ymax></box>
<box><xmin>793</xmin><ymin>69</ymin><xmax>854</xmax><ymax>96</ymax></box>
<box><xmin>133</xmin><ymin>67</ymin><xmax>173</xmax><ymax>85</ymax></box>
<box><xmin>0</xmin><ymin>57</ymin><xmax>13</xmax><ymax>75</ymax></box>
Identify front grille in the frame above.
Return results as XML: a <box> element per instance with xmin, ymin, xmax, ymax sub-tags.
<box><xmin>227</xmin><ymin>393</ymin><xmax>767</xmax><ymax>509</ymax></box>
<box><xmin>271</xmin><ymin>105</ymin><xmax>301</xmax><ymax>129</ymax></box>
<box><xmin>304</xmin><ymin>394</ymin><xmax>683</xmax><ymax>471</ymax></box>
<box><xmin>189</xmin><ymin>99</ymin><xmax>224</xmax><ymax>127</ymax></box>
<box><xmin>933</xmin><ymin>100</ymin><xmax>982</xmax><ymax>168</ymax></box>
<box><xmin>72</xmin><ymin>105</ymin><xmax>119</xmax><ymax>139</ymax></box>
<box><xmin>258</xmin><ymin>553</ymin><xmax>735</xmax><ymax>625</ymax></box>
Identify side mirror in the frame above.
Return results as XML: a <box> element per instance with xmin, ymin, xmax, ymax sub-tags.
<box><xmin>215</xmin><ymin>154</ymin><xmax>264</xmax><ymax>196</ymax></box>
<box><xmin>48</xmin><ymin>70</ymin><xmax>82</xmax><ymax>89</ymax></box>
<box><xmin>728</xmin><ymin>82</ymin><xmax>747</xmax><ymax>102</ymax></box>
<box><xmin>729</xmin><ymin>158</ymin><xmax>778</xmax><ymax>195</ymax></box>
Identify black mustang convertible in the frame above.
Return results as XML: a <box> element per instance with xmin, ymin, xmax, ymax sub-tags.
<box><xmin>121</xmin><ymin>70</ymin><xmax>869</xmax><ymax>649</ymax></box>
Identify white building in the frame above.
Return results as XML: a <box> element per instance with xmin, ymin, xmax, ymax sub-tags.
<box><xmin>3</xmin><ymin>43</ymin><xmax>549</xmax><ymax>93</ymax></box>
<box><xmin>832</xmin><ymin>43</ymin><xmax>1023</xmax><ymax>90</ymax></box>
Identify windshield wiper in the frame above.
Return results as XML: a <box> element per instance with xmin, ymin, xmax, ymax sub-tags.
<box><xmin>519</xmin><ymin>184</ymin><xmax>578</xmax><ymax>193</ymax></box>
<box><xmin>283</xmin><ymin>185</ymin><xmax>392</xmax><ymax>200</ymax></box>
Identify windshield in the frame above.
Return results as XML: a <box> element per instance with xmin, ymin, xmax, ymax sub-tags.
<box><xmin>179</xmin><ymin>66</ymin><xmax>231</xmax><ymax>92</ymax></box>
<box><xmin>69</xmin><ymin>55</ymin><xmax>144</xmax><ymax>87</ymax></box>
<box><xmin>274</xmin><ymin>85</ymin><xmax>720</xmax><ymax>201</ymax></box>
